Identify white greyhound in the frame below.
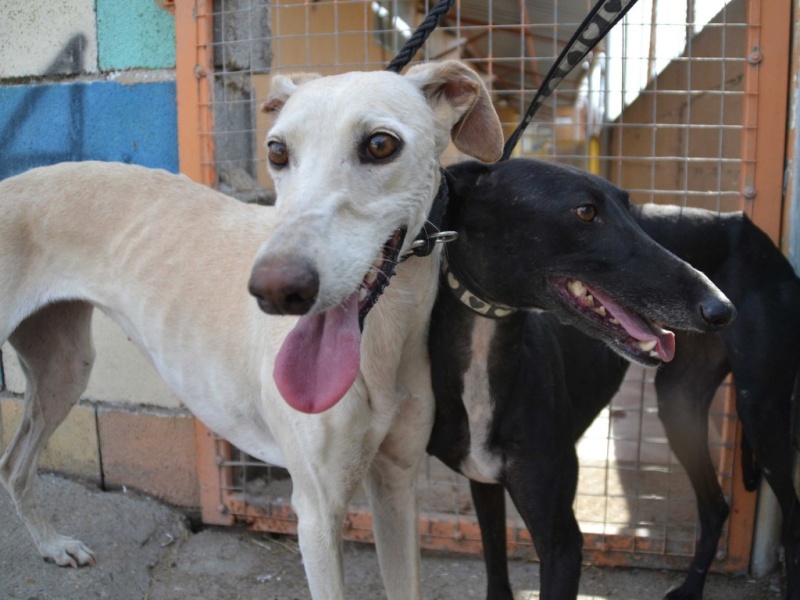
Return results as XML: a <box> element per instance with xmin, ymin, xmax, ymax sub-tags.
<box><xmin>0</xmin><ymin>60</ymin><xmax>503</xmax><ymax>599</ymax></box>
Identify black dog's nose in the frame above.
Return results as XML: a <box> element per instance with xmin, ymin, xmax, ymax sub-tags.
<box><xmin>699</xmin><ymin>297</ymin><xmax>736</xmax><ymax>329</ymax></box>
<box><xmin>249</xmin><ymin>255</ymin><xmax>319</xmax><ymax>315</ymax></box>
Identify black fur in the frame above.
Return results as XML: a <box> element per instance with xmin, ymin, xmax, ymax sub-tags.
<box><xmin>429</xmin><ymin>158</ymin><xmax>799</xmax><ymax>599</ymax></box>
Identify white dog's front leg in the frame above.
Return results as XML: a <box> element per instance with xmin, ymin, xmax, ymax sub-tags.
<box><xmin>364</xmin><ymin>391</ymin><xmax>432</xmax><ymax>600</ymax></box>
<box><xmin>292</xmin><ymin>489</ymin><xmax>348</xmax><ymax>600</ymax></box>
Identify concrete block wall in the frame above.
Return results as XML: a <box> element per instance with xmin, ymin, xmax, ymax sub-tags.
<box><xmin>0</xmin><ymin>0</ymin><xmax>198</xmax><ymax>508</ymax></box>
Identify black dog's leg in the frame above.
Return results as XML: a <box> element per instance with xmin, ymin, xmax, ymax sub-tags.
<box><xmin>655</xmin><ymin>333</ymin><xmax>730</xmax><ymax>600</ymax></box>
<box><xmin>504</xmin><ymin>445</ymin><xmax>582</xmax><ymax>600</ymax></box>
<box><xmin>471</xmin><ymin>481</ymin><xmax>515</xmax><ymax>600</ymax></box>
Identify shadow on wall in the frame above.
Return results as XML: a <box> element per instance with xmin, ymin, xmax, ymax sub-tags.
<box><xmin>0</xmin><ymin>34</ymin><xmax>178</xmax><ymax>181</ymax></box>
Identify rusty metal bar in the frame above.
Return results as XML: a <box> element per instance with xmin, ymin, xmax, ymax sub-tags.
<box><xmin>194</xmin><ymin>421</ymin><xmax>234</xmax><ymax>526</ymax></box>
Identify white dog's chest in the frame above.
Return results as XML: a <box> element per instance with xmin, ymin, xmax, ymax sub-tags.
<box><xmin>105</xmin><ymin>307</ymin><xmax>289</xmax><ymax>468</ymax></box>
<box><xmin>458</xmin><ymin>318</ymin><xmax>503</xmax><ymax>484</ymax></box>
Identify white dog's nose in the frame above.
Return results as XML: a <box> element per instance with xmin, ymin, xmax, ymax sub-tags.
<box><xmin>249</xmin><ymin>255</ymin><xmax>319</xmax><ymax>315</ymax></box>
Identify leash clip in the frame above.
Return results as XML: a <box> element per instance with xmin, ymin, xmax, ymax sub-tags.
<box><xmin>401</xmin><ymin>230</ymin><xmax>459</xmax><ymax>261</ymax></box>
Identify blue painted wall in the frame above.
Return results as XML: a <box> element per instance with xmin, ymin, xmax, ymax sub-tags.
<box><xmin>0</xmin><ymin>80</ymin><xmax>178</xmax><ymax>180</ymax></box>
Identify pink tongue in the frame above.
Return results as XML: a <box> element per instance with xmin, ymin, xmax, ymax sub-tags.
<box><xmin>587</xmin><ymin>286</ymin><xmax>676</xmax><ymax>362</ymax></box>
<box><xmin>274</xmin><ymin>292</ymin><xmax>362</xmax><ymax>413</ymax></box>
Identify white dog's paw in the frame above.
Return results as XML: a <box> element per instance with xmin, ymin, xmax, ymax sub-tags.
<box><xmin>40</xmin><ymin>535</ymin><xmax>96</xmax><ymax>568</ymax></box>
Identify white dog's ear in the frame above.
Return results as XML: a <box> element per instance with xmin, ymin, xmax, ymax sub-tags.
<box><xmin>405</xmin><ymin>60</ymin><xmax>503</xmax><ymax>163</ymax></box>
<box><xmin>261</xmin><ymin>72</ymin><xmax>322</xmax><ymax>114</ymax></box>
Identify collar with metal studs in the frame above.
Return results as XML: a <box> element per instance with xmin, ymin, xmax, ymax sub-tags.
<box><xmin>440</xmin><ymin>253</ymin><xmax>518</xmax><ymax>319</ymax></box>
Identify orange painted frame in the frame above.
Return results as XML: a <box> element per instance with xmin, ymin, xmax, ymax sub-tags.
<box><xmin>176</xmin><ymin>0</ymin><xmax>793</xmax><ymax>571</ymax></box>
<box><xmin>174</xmin><ymin>0</ymin><xmax>228</xmax><ymax>525</ymax></box>
<box><xmin>175</xmin><ymin>0</ymin><xmax>215</xmax><ymax>186</ymax></box>
<box><xmin>738</xmin><ymin>0</ymin><xmax>792</xmax><ymax>242</ymax></box>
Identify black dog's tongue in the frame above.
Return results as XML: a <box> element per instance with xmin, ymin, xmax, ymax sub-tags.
<box><xmin>588</xmin><ymin>286</ymin><xmax>676</xmax><ymax>362</ymax></box>
<box><xmin>273</xmin><ymin>292</ymin><xmax>361</xmax><ymax>413</ymax></box>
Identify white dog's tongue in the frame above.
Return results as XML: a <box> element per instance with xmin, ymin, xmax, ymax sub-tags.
<box><xmin>274</xmin><ymin>292</ymin><xmax>362</xmax><ymax>414</ymax></box>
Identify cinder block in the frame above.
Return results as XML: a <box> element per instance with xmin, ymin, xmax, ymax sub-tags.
<box><xmin>97</xmin><ymin>406</ymin><xmax>199</xmax><ymax>508</ymax></box>
<box><xmin>96</xmin><ymin>0</ymin><xmax>176</xmax><ymax>70</ymax></box>
<box><xmin>0</xmin><ymin>397</ymin><xmax>101</xmax><ymax>481</ymax></box>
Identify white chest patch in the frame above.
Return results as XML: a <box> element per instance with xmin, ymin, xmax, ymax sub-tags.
<box><xmin>458</xmin><ymin>317</ymin><xmax>503</xmax><ymax>484</ymax></box>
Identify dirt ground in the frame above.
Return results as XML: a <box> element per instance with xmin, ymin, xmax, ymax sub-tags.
<box><xmin>0</xmin><ymin>474</ymin><xmax>785</xmax><ymax>599</ymax></box>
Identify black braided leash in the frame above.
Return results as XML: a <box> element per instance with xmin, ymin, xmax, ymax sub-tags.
<box><xmin>501</xmin><ymin>0</ymin><xmax>640</xmax><ymax>161</ymax></box>
<box><xmin>384</xmin><ymin>0</ymin><xmax>457</xmax><ymax>258</ymax></box>
<box><xmin>385</xmin><ymin>0</ymin><xmax>457</xmax><ymax>74</ymax></box>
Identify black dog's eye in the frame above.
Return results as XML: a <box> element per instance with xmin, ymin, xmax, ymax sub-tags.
<box><xmin>575</xmin><ymin>204</ymin><xmax>597</xmax><ymax>222</ymax></box>
<box><xmin>267</xmin><ymin>141</ymin><xmax>289</xmax><ymax>167</ymax></box>
<box><xmin>363</xmin><ymin>133</ymin><xmax>401</xmax><ymax>162</ymax></box>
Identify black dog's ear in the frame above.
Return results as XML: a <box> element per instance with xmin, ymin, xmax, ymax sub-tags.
<box><xmin>443</xmin><ymin>162</ymin><xmax>492</xmax><ymax>228</ymax></box>
<box><xmin>446</xmin><ymin>160</ymin><xmax>492</xmax><ymax>192</ymax></box>
<box><xmin>617</xmin><ymin>187</ymin><xmax>632</xmax><ymax>210</ymax></box>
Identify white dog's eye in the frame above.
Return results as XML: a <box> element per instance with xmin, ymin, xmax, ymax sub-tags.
<box><xmin>268</xmin><ymin>141</ymin><xmax>289</xmax><ymax>167</ymax></box>
<box><xmin>362</xmin><ymin>133</ymin><xmax>401</xmax><ymax>163</ymax></box>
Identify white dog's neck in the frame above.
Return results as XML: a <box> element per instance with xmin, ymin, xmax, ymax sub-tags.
<box><xmin>359</xmin><ymin>246</ymin><xmax>440</xmax><ymax>400</ymax></box>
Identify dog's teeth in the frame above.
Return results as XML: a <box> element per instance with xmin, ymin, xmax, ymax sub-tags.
<box><xmin>373</xmin><ymin>257</ymin><xmax>383</xmax><ymax>270</ymax></box>
<box><xmin>594</xmin><ymin>306</ymin><xmax>607</xmax><ymax>317</ymax></box>
<box><xmin>583</xmin><ymin>294</ymin><xmax>595</xmax><ymax>307</ymax></box>
<box><xmin>568</xmin><ymin>280</ymin><xmax>587</xmax><ymax>298</ymax></box>
<box><xmin>364</xmin><ymin>270</ymin><xmax>378</xmax><ymax>285</ymax></box>
<box><xmin>609</xmin><ymin>317</ymin><xmax>620</xmax><ymax>325</ymax></box>
<box><xmin>638</xmin><ymin>340</ymin><xmax>657</xmax><ymax>352</ymax></box>
<box><xmin>359</xmin><ymin>288</ymin><xmax>368</xmax><ymax>302</ymax></box>
<box><xmin>649</xmin><ymin>350</ymin><xmax>660</xmax><ymax>358</ymax></box>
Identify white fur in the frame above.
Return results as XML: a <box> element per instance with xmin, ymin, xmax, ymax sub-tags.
<box><xmin>458</xmin><ymin>318</ymin><xmax>504</xmax><ymax>484</ymax></box>
<box><xmin>0</xmin><ymin>61</ymin><xmax>503</xmax><ymax>600</ymax></box>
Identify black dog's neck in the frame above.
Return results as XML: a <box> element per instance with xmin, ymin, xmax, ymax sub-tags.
<box><xmin>440</xmin><ymin>253</ymin><xmax>517</xmax><ymax>319</ymax></box>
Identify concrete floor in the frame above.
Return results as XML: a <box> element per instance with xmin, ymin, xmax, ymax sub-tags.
<box><xmin>0</xmin><ymin>474</ymin><xmax>785</xmax><ymax>599</ymax></box>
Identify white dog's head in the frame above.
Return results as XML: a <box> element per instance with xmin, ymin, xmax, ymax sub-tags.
<box><xmin>248</xmin><ymin>60</ymin><xmax>503</xmax><ymax>414</ymax></box>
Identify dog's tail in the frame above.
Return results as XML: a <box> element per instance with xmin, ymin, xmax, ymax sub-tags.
<box><xmin>740</xmin><ymin>368</ymin><xmax>800</xmax><ymax>492</ymax></box>
<box><xmin>741</xmin><ymin>435</ymin><xmax>761</xmax><ymax>492</ymax></box>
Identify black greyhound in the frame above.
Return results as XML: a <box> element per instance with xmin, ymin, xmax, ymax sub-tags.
<box><xmin>428</xmin><ymin>158</ymin><xmax>738</xmax><ymax>600</ymax></box>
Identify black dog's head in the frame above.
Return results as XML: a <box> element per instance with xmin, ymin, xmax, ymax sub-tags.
<box><xmin>443</xmin><ymin>158</ymin><xmax>735</xmax><ymax>366</ymax></box>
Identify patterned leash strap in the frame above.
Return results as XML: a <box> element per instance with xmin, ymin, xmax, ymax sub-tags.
<box><xmin>501</xmin><ymin>0</ymin><xmax>640</xmax><ymax>161</ymax></box>
<box><xmin>385</xmin><ymin>0</ymin><xmax>456</xmax><ymax>73</ymax></box>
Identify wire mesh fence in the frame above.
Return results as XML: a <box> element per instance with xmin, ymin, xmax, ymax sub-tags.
<box><xmin>191</xmin><ymin>0</ymin><xmax>764</xmax><ymax>571</ymax></box>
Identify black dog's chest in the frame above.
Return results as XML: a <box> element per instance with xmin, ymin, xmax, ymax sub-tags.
<box><xmin>457</xmin><ymin>318</ymin><xmax>503</xmax><ymax>483</ymax></box>
<box><xmin>428</xmin><ymin>297</ymin><xmax>508</xmax><ymax>483</ymax></box>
